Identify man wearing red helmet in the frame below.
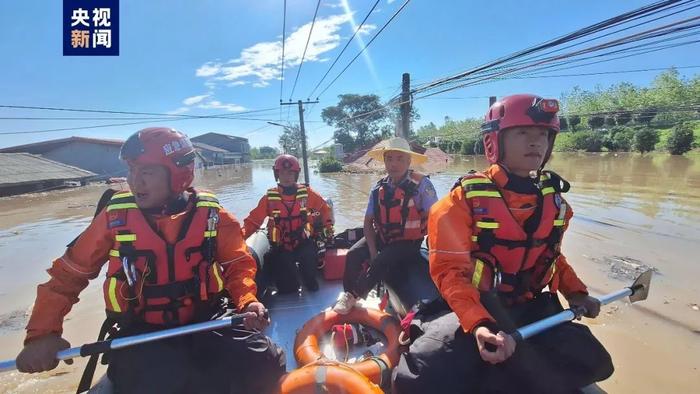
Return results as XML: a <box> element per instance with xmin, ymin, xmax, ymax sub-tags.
<box><xmin>243</xmin><ymin>154</ymin><xmax>334</xmax><ymax>293</ymax></box>
<box><xmin>393</xmin><ymin>95</ymin><xmax>613</xmax><ymax>393</ymax></box>
<box><xmin>15</xmin><ymin>128</ymin><xmax>285</xmax><ymax>393</ymax></box>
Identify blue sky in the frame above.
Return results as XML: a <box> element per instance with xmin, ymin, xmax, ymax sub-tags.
<box><xmin>0</xmin><ymin>0</ymin><xmax>698</xmax><ymax>149</ymax></box>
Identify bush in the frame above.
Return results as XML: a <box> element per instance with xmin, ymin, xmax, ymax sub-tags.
<box><xmin>666</xmin><ymin>122</ymin><xmax>694</xmax><ymax>155</ymax></box>
<box><xmin>569</xmin><ymin>115</ymin><xmax>581</xmax><ymax>131</ymax></box>
<box><xmin>633</xmin><ymin>127</ymin><xmax>659</xmax><ymax>154</ymax></box>
<box><xmin>318</xmin><ymin>157</ymin><xmax>343</xmax><ymax>173</ymax></box>
<box><xmin>553</xmin><ymin>132</ymin><xmax>576</xmax><ymax>152</ymax></box>
<box><xmin>569</xmin><ymin>131</ymin><xmax>603</xmax><ymax>152</ymax></box>
<box><xmin>602</xmin><ymin>126</ymin><xmax>634</xmax><ymax>151</ymax></box>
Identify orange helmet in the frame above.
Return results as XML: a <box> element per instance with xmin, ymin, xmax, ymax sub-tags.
<box><xmin>120</xmin><ymin>127</ymin><xmax>195</xmax><ymax>194</ymax></box>
<box><xmin>273</xmin><ymin>154</ymin><xmax>301</xmax><ymax>180</ymax></box>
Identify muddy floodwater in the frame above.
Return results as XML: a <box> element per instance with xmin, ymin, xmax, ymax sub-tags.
<box><xmin>1</xmin><ymin>152</ymin><xmax>699</xmax><ymax>393</ymax></box>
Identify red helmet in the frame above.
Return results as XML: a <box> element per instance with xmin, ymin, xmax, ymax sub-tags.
<box><xmin>481</xmin><ymin>94</ymin><xmax>560</xmax><ymax>165</ymax></box>
<box><xmin>120</xmin><ymin>127</ymin><xmax>195</xmax><ymax>194</ymax></box>
<box><xmin>273</xmin><ymin>154</ymin><xmax>301</xmax><ymax>173</ymax></box>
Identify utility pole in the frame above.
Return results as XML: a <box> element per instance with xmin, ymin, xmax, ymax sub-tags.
<box><xmin>489</xmin><ymin>96</ymin><xmax>497</xmax><ymax>107</ymax></box>
<box><xmin>280</xmin><ymin>99</ymin><xmax>318</xmax><ymax>186</ymax></box>
<box><xmin>399</xmin><ymin>73</ymin><xmax>411</xmax><ymax>139</ymax></box>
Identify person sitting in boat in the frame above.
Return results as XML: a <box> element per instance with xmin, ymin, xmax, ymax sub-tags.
<box><xmin>15</xmin><ymin>127</ymin><xmax>285</xmax><ymax>394</ymax></box>
<box><xmin>243</xmin><ymin>154</ymin><xmax>334</xmax><ymax>293</ymax></box>
<box><xmin>392</xmin><ymin>95</ymin><xmax>614</xmax><ymax>393</ymax></box>
<box><xmin>333</xmin><ymin>137</ymin><xmax>438</xmax><ymax>314</ymax></box>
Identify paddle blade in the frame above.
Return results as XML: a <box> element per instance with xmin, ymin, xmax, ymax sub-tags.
<box><xmin>629</xmin><ymin>269</ymin><xmax>652</xmax><ymax>303</ymax></box>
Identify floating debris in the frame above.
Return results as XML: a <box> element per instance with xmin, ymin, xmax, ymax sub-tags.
<box><xmin>590</xmin><ymin>255</ymin><xmax>659</xmax><ymax>281</ymax></box>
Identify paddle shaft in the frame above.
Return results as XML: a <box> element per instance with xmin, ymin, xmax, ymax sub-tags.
<box><xmin>512</xmin><ymin>287</ymin><xmax>633</xmax><ymax>342</ymax></box>
<box><xmin>0</xmin><ymin>314</ymin><xmax>245</xmax><ymax>373</ymax></box>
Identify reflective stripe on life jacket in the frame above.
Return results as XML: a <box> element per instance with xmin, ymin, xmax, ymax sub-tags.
<box><xmin>266</xmin><ymin>185</ymin><xmax>314</xmax><ymax>251</ymax></box>
<box><xmin>102</xmin><ymin>189</ymin><xmax>225</xmax><ymax>327</ymax></box>
<box><xmin>371</xmin><ymin>171</ymin><xmax>428</xmax><ymax>244</ymax></box>
<box><xmin>457</xmin><ymin>171</ymin><xmax>570</xmax><ymax>303</ymax></box>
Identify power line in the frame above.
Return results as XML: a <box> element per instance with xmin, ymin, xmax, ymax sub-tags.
<box><xmin>0</xmin><ymin>104</ymin><xmax>281</xmax><ymax>119</ymax></box>
<box><xmin>413</xmin><ymin>0</ymin><xmax>689</xmax><ymax>94</ymax></box>
<box><xmin>288</xmin><ymin>0</ymin><xmax>322</xmax><ymax>101</ymax></box>
<box><xmin>279</xmin><ymin>0</ymin><xmax>287</xmax><ymax>109</ymax></box>
<box><xmin>307</xmin><ymin>0</ymin><xmax>382</xmax><ymax>99</ymax></box>
<box><xmin>317</xmin><ymin>0</ymin><xmax>412</xmax><ymax>98</ymax></box>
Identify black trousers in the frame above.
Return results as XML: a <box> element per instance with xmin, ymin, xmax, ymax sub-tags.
<box><xmin>392</xmin><ymin>293</ymin><xmax>614</xmax><ymax>394</ymax></box>
<box><xmin>263</xmin><ymin>239</ymin><xmax>319</xmax><ymax>294</ymax></box>
<box><xmin>342</xmin><ymin>237</ymin><xmax>422</xmax><ymax>298</ymax></box>
<box><xmin>107</xmin><ymin>325</ymin><xmax>286</xmax><ymax>394</ymax></box>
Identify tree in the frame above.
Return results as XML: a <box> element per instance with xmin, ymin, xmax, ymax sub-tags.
<box><xmin>635</xmin><ymin>107</ymin><xmax>658</xmax><ymax>125</ymax></box>
<box><xmin>278</xmin><ymin>125</ymin><xmax>306</xmax><ymax>157</ymax></box>
<box><xmin>615</xmin><ymin>110</ymin><xmax>632</xmax><ymax>126</ymax></box>
<box><xmin>604</xmin><ymin>116</ymin><xmax>617</xmax><ymax>127</ymax></box>
<box><xmin>569</xmin><ymin>115</ymin><xmax>581</xmax><ymax>131</ymax></box>
<box><xmin>587</xmin><ymin>116</ymin><xmax>605</xmax><ymax>130</ymax></box>
<box><xmin>322</xmin><ymin>94</ymin><xmax>392</xmax><ymax>152</ymax></box>
<box><xmin>250</xmin><ymin>145</ymin><xmax>279</xmax><ymax>159</ymax></box>
<box><xmin>666</xmin><ymin>122</ymin><xmax>694</xmax><ymax>155</ymax></box>
<box><xmin>633</xmin><ymin>127</ymin><xmax>659</xmax><ymax>154</ymax></box>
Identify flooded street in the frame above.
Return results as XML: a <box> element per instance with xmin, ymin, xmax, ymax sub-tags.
<box><xmin>1</xmin><ymin>152</ymin><xmax>699</xmax><ymax>393</ymax></box>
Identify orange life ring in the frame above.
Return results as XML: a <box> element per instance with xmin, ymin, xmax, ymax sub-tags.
<box><xmin>294</xmin><ymin>307</ymin><xmax>402</xmax><ymax>386</ymax></box>
<box><xmin>277</xmin><ymin>362</ymin><xmax>383</xmax><ymax>394</ymax></box>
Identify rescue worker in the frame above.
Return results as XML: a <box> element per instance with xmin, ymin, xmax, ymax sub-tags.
<box><xmin>15</xmin><ymin>127</ymin><xmax>285</xmax><ymax>394</ymax></box>
<box><xmin>243</xmin><ymin>154</ymin><xmax>334</xmax><ymax>293</ymax></box>
<box><xmin>392</xmin><ymin>95</ymin><xmax>614</xmax><ymax>393</ymax></box>
<box><xmin>333</xmin><ymin>137</ymin><xmax>438</xmax><ymax>314</ymax></box>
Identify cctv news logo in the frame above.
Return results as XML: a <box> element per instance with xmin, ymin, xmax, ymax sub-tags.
<box><xmin>63</xmin><ymin>0</ymin><xmax>119</xmax><ymax>56</ymax></box>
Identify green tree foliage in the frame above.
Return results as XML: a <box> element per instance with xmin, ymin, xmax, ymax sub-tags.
<box><xmin>666</xmin><ymin>122</ymin><xmax>694</xmax><ymax>155</ymax></box>
<box><xmin>250</xmin><ymin>146</ymin><xmax>279</xmax><ymax>159</ymax></box>
<box><xmin>318</xmin><ymin>157</ymin><xmax>343</xmax><ymax>173</ymax></box>
<box><xmin>588</xmin><ymin>116</ymin><xmax>605</xmax><ymax>130</ymax></box>
<box><xmin>278</xmin><ymin>125</ymin><xmax>306</xmax><ymax>157</ymax></box>
<box><xmin>633</xmin><ymin>128</ymin><xmax>660</xmax><ymax>154</ymax></box>
<box><xmin>416</xmin><ymin>118</ymin><xmax>482</xmax><ymax>154</ymax></box>
<box><xmin>569</xmin><ymin>115</ymin><xmax>581</xmax><ymax>131</ymax></box>
<box><xmin>615</xmin><ymin>110</ymin><xmax>632</xmax><ymax>125</ymax></box>
<box><xmin>321</xmin><ymin>94</ymin><xmax>393</xmax><ymax>152</ymax></box>
<box><xmin>602</xmin><ymin>126</ymin><xmax>634</xmax><ymax>151</ymax></box>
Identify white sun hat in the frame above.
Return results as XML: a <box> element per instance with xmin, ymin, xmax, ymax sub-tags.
<box><xmin>367</xmin><ymin>137</ymin><xmax>428</xmax><ymax>164</ymax></box>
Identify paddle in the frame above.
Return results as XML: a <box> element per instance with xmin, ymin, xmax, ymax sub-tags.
<box><xmin>0</xmin><ymin>313</ymin><xmax>249</xmax><ymax>373</ymax></box>
<box><xmin>512</xmin><ymin>269</ymin><xmax>652</xmax><ymax>341</ymax></box>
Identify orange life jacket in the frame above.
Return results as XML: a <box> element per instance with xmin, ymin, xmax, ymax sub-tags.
<box><xmin>103</xmin><ymin>189</ymin><xmax>225</xmax><ymax>326</ymax></box>
<box><xmin>266</xmin><ymin>185</ymin><xmax>314</xmax><ymax>251</ymax></box>
<box><xmin>371</xmin><ymin>171</ymin><xmax>428</xmax><ymax>244</ymax></box>
<box><xmin>458</xmin><ymin>171</ymin><xmax>571</xmax><ymax>303</ymax></box>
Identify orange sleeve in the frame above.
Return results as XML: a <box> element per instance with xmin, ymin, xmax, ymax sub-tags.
<box><xmin>217</xmin><ymin>208</ymin><xmax>259</xmax><ymax>311</ymax></box>
<box><xmin>428</xmin><ymin>187</ymin><xmax>495</xmax><ymax>333</ymax></box>
<box><xmin>242</xmin><ymin>195</ymin><xmax>268</xmax><ymax>239</ymax></box>
<box><xmin>25</xmin><ymin>209</ymin><xmax>113</xmax><ymax>343</ymax></box>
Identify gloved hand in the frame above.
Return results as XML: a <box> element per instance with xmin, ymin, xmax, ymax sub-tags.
<box><xmin>16</xmin><ymin>334</ymin><xmax>72</xmax><ymax>373</ymax></box>
<box><xmin>567</xmin><ymin>292</ymin><xmax>601</xmax><ymax>318</ymax></box>
<box><xmin>243</xmin><ymin>302</ymin><xmax>270</xmax><ymax>331</ymax></box>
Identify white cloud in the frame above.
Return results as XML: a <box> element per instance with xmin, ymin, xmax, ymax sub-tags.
<box><xmin>387</xmin><ymin>0</ymin><xmax>396</xmax><ymax>4</ymax></box>
<box><xmin>324</xmin><ymin>1</ymin><xmax>344</xmax><ymax>9</ymax></box>
<box><xmin>227</xmin><ymin>81</ymin><xmax>247</xmax><ymax>87</ymax></box>
<box><xmin>182</xmin><ymin>94</ymin><xmax>210</xmax><ymax>106</ymax></box>
<box><xmin>198</xmin><ymin>100</ymin><xmax>246</xmax><ymax>112</ymax></box>
<box><xmin>197</xmin><ymin>13</ymin><xmax>362</xmax><ymax>88</ymax></box>
<box><xmin>168</xmin><ymin>107</ymin><xmax>190</xmax><ymax>115</ymax></box>
<box><xmin>357</xmin><ymin>24</ymin><xmax>376</xmax><ymax>36</ymax></box>
<box><xmin>196</xmin><ymin>63</ymin><xmax>221</xmax><ymax>77</ymax></box>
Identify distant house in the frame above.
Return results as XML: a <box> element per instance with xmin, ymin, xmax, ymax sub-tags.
<box><xmin>0</xmin><ymin>153</ymin><xmax>95</xmax><ymax>197</ymax></box>
<box><xmin>191</xmin><ymin>132</ymin><xmax>251</xmax><ymax>164</ymax></box>
<box><xmin>0</xmin><ymin>136</ymin><xmax>125</xmax><ymax>180</ymax></box>
<box><xmin>193</xmin><ymin>142</ymin><xmax>240</xmax><ymax>167</ymax></box>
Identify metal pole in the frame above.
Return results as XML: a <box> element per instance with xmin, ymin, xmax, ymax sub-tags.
<box><xmin>400</xmin><ymin>73</ymin><xmax>411</xmax><ymax>138</ymax></box>
<box><xmin>297</xmin><ymin>100</ymin><xmax>311</xmax><ymax>186</ymax></box>
<box><xmin>512</xmin><ymin>270</ymin><xmax>651</xmax><ymax>342</ymax></box>
<box><xmin>0</xmin><ymin>314</ymin><xmax>245</xmax><ymax>372</ymax></box>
